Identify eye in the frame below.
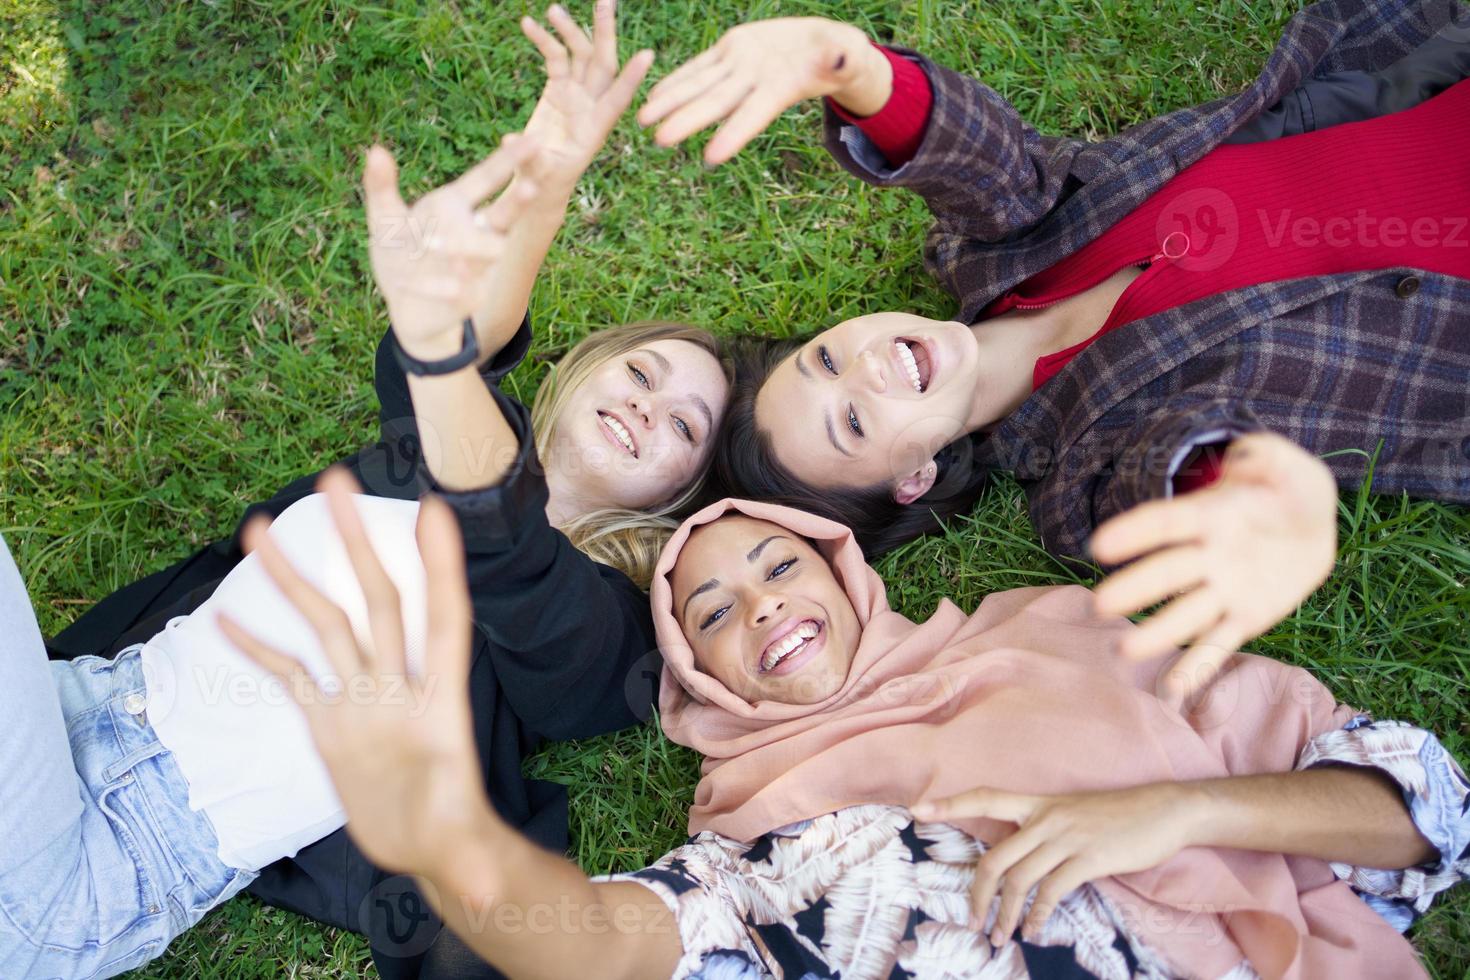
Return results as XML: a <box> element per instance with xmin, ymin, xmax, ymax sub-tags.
<box><xmin>673</xmin><ymin>416</ymin><xmax>693</xmax><ymax>442</ymax></box>
<box><xmin>847</xmin><ymin>405</ymin><xmax>864</xmax><ymax>438</ymax></box>
<box><xmin>628</xmin><ymin>362</ymin><xmax>651</xmax><ymax>389</ymax></box>
<box><xmin>700</xmin><ymin>605</ymin><xmax>729</xmax><ymax>630</ymax></box>
<box><xmin>767</xmin><ymin>557</ymin><xmax>797</xmax><ymax>580</ymax></box>
<box><xmin>818</xmin><ymin>345</ymin><xmax>838</xmax><ymax>375</ymax></box>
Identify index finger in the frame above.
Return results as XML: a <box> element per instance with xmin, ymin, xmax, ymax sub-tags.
<box><xmin>416</xmin><ymin>494</ymin><xmax>474</xmax><ymax>686</ymax></box>
<box><xmin>449</xmin><ymin>134</ymin><xmax>539</xmax><ymax>206</ymax></box>
<box><xmin>1088</xmin><ymin>494</ymin><xmax>1205</xmax><ymax>566</ymax></box>
<box><xmin>703</xmin><ymin>86</ymin><xmax>796</xmax><ymax>165</ymax></box>
<box><xmin>912</xmin><ymin>787</ymin><xmax>1038</xmax><ymax>824</ymax></box>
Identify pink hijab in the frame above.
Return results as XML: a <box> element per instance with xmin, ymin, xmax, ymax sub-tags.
<box><xmin>650</xmin><ymin>499</ymin><xmax>1423</xmax><ymax>980</ymax></box>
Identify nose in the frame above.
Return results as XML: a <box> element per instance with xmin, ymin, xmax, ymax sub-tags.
<box><xmin>855</xmin><ymin>349</ymin><xmax>886</xmax><ymax>394</ymax></box>
<box><xmin>626</xmin><ymin>390</ymin><xmax>657</xmax><ymax>429</ymax></box>
<box><xmin>748</xmin><ymin>589</ymin><xmax>786</xmax><ymax>627</ymax></box>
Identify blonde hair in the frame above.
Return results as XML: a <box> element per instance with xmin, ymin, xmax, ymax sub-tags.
<box><xmin>531</xmin><ymin>321</ymin><xmax>730</xmax><ymax>590</ymax></box>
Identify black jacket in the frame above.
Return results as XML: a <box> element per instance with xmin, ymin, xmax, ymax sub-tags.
<box><xmin>46</xmin><ymin>320</ymin><xmax>663</xmax><ymax>979</ymax></box>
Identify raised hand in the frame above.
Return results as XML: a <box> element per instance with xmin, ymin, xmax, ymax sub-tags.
<box><xmin>1090</xmin><ymin>432</ymin><xmax>1339</xmax><ymax>699</ymax></box>
<box><xmin>518</xmin><ymin>1</ymin><xmax>656</xmax><ymax>195</ymax></box>
<box><xmin>362</xmin><ymin>137</ymin><xmax>541</xmax><ymax>359</ymax></box>
<box><xmin>219</xmin><ymin>469</ymin><xmax>495</xmax><ymax>877</ymax></box>
<box><xmin>912</xmin><ymin>784</ymin><xmax>1195</xmax><ymax>945</ymax></box>
<box><xmin>637</xmin><ymin>17</ymin><xmax>892</xmax><ymax>165</ymax></box>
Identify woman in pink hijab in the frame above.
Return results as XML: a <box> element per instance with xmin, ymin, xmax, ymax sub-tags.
<box><xmin>226</xmin><ymin>458</ymin><xmax>1468</xmax><ymax>980</ymax></box>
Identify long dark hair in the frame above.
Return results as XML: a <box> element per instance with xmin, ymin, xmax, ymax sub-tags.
<box><xmin>709</xmin><ymin>335</ymin><xmax>992</xmax><ymax>558</ymax></box>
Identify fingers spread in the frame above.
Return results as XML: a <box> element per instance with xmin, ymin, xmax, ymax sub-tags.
<box><xmin>992</xmin><ymin>843</ymin><xmax>1066</xmax><ymax>947</ymax></box>
<box><xmin>320</xmin><ymin>468</ymin><xmax>406</xmax><ymax>674</ymax></box>
<box><xmin>1022</xmin><ymin>857</ymin><xmax>1091</xmax><ymax>940</ymax></box>
<box><xmin>521</xmin><ymin>16</ymin><xmax>570</xmax><ymax>80</ymax></box>
<box><xmin>450</xmin><ymin>135</ymin><xmax>539</xmax><ymax>206</ymax></box>
<box><xmin>653</xmin><ymin>73</ymin><xmax>754</xmax><ymax>149</ymax></box>
<box><xmin>546</xmin><ymin>4</ymin><xmax>594</xmax><ymax>79</ymax></box>
<box><xmin>473</xmin><ymin>177</ymin><xmax>541</xmax><ymax>239</ymax></box>
<box><xmin>640</xmin><ymin>47</ymin><xmax>727</xmax><ymax>125</ymax></box>
<box><xmin>1120</xmin><ymin>588</ymin><xmax>1223</xmax><ymax>662</ymax></box>
<box><xmin>593</xmin><ymin>49</ymin><xmax>655</xmax><ymax>130</ymax></box>
<box><xmin>1088</xmin><ymin>495</ymin><xmax>1204</xmax><ymax>566</ymax></box>
<box><xmin>1093</xmin><ymin>544</ymin><xmax>1206</xmax><ymax>619</ymax></box>
<box><xmin>704</xmin><ymin>88</ymin><xmax>790</xmax><ymax>164</ymax></box>
<box><xmin>969</xmin><ymin>823</ymin><xmax>1046</xmax><ymax>933</ymax></box>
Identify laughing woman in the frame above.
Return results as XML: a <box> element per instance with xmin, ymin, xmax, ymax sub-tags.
<box><xmin>220</xmin><ymin>473</ymin><xmax>1470</xmax><ymax>980</ymax></box>
<box><xmin>635</xmin><ymin>0</ymin><xmax>1470</xmax><ymax>673</ymax></box>
<box><xmin>14</xmin><ymin>5</ymin><xmax>730</xmax><ymax>978</ymax></box>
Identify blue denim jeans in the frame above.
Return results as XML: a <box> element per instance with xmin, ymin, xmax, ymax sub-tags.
<box><xmin>0</xmin><ymin>536</ymin><xmax>256</xmax><ymax>979</ymax></box>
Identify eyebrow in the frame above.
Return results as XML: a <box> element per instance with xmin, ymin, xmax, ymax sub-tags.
<box><xmin>645</xmin><ymin>348</ymin><xmax>672</xmax><ymax>373</ymax></box>
<box><xmin>682</xmin><ymin>579</ymin><xmax>719</xmax><ymax>620</ymax></box>
<box><xmin>679</xmin><ymin>534</ymin><xmax>793</xmax><ymax>621</ymax></box>
<box><xmin>691</xmin><ymin>394</ymin><xmax>713</xmax><ymax>435</ymax></box>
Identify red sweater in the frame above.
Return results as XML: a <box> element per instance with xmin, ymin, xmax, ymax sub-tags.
<box><xmin>832</xmin><ymin>54</ymin><xmax>1470</xmax><ymax>490</ymax></box>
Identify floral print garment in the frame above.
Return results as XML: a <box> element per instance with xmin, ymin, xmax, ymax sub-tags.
<box><xmin>604</xmin><ymin>718</ymin><xmax>1469</xmax><ymax>979</ymax></box>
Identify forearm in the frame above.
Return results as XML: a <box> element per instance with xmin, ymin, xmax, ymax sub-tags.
<box><xmin>469</xmin><ymin>178</ymin><xmax>573</xmax><ymax>361</ymax></box>
<box><xmin>420</xmin><ymin>812</ymin><xmax>682</xmax><ymax>980</ymax></box>
<box><xmin>1183</xmin><ymin>768</ymin><xmax>1435</xmax><ymax>870</ymax></box>
<box><xmin>405</xmin><ymin>365</ymin><xmax>520</xmax><ymax>493</ymax></box>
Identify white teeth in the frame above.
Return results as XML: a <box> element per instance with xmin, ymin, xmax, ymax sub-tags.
<box><xmin>896</xmin><ymin>341</ymin><xmax>923</xmax><ymax>393</ymax></box>
<box><xmin>761</xmin><ymin>621</ymin><xmax>820</xmax><ymax>672</ymax></box>
<box><xmin>600</xmin><ymin>413</ymin><xmax>636</xmax><ymax>455</ymax></box>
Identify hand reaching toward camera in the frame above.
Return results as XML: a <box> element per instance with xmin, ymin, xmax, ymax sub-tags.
<box><xmin>637</xmin><ymin>17</ymin><xmax>893</xmax><ymax>165</ymax></box>
<box><xmin>518</xmin><ymin>1</ymin><xmax>655</xmax><ymax>197</ymax></box>
<box><xmin>219</xmin><ymin>469</ymin><xmax>496</xmax><ymax>877</ymax></box>
<box><xmin>362</xmin><ymin>137</ymin><xmax>542</xmax><ymax>361</ymax></box>
<box><xmin>1090</xmin><ymin>431</ymin><xmax>1339</xmax><ymax>699</ymax></box>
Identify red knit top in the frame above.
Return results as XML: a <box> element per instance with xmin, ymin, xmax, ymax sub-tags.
<box><xmin>832</xmin><ymin>52</ymin><xmax>1470</xmax><ymax>392</ymax></box>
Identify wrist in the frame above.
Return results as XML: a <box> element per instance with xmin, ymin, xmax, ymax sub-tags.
<box><xmin>423</xmin><ymin>806</ymin><xmax>508</xmax><ymax>895</ymax></box>
<box><xmin>397</xmin><ymin>327</ymin><xmax>472</xmax><ymax>364</ymax></box>
<box><xmin>1164</xmin><ymin>781</ymin><xmax>1217</xmax><ymax>850</ymax></box>
<box><xmin>829</xmin><ymin>31</ymin><xmax>893</xmax><ymax>116</ymax></box>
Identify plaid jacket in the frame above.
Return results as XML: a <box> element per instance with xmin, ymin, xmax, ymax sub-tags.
<box><xmin>824</xmin><ymin>0</ymin><xmax>1470</xmax><ymax>562</ymax></box>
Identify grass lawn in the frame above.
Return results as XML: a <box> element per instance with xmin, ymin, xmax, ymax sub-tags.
<box><xmin>3</xmin><ymin>0</ymin><xmax>1467</xmax><ymax>975</ymax></box>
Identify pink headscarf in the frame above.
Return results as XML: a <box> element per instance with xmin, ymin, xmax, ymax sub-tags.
<box><xmin>650</xmin><ymin>498</ymin><xmax>1423</xmax><ymax>980</ymax></box>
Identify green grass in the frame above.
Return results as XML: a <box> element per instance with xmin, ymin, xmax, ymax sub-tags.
<box><xmin>2</xmin><ymin>0</ymin><xmax>1467</xmax><ymax>975</ymax></box>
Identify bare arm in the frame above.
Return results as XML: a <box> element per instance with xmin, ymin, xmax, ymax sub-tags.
<box><xmin>916</xmin><ymin>765</ymin><xmax>1433</xmax><ymax>945</ymax></box>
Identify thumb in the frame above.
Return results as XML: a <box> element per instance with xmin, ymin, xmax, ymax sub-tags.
<box><xmin>912</xmin><ymin>787</ymin><xmax>1038</xmax><ymax>823</ymax></box>
<box><xmin>362</xmin><ymin>144</ymin><xmax>407</xmax><ymax>226</ymax></box>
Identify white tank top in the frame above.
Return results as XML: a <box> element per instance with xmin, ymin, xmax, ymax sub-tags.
<box><xmin>140</xmin><ymin>493</ymin><xmax>428</xmax><ymax>871</ymax></box>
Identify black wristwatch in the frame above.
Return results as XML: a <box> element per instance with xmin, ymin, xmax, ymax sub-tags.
<box><xmin>391</xmin><ymin>318</ymin><xmax>481</xmax><ymax>376</ymax></box>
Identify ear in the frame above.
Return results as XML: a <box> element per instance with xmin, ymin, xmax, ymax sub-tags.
<box><xmin>893</xmin><ymin>460</ymin><xmax>939</xmax><ymax>506</ymax></box>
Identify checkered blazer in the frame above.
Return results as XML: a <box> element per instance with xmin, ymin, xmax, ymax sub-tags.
<box><xmin>824</xmin><ymin>0</ymin><xmax>1470</xmax><ymax>561</ymax></box>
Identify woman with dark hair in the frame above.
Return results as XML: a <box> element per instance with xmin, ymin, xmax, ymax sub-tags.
<box><xmin>642</xmin><ymin>0</ymin><xmax>1470</xmax><ymax>679</ymax></box>
<box><xmin>216</xmin><ymin>472</ymin><xmax>1470</xmax><ymax>980</ymax></box>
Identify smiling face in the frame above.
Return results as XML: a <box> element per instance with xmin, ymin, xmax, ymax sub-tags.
<box><xmin>553</xmin><ymin>338</ymin><xmax>731</xmax><ymax>511</ymax></box>
<box><xmin>671</xmin><ymin>515</ymin><xmax>862</xmax><ymax>706</ymax></box>
<box><xmin>754</xmin><ymin>312</ymin><xmax>981</xmax><ymax>499</ymax></box>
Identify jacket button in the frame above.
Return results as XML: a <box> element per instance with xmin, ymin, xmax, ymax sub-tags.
<box><xmin>1395</xmin><ymin>275</ymin><xmax>1421</xmax><ymax>299</ymax></box>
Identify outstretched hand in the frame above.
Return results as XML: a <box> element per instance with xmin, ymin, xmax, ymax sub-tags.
<box><xmin>637</xmin><ymin>17</ymin><xmax>890</xmax><ymax>165</ymax></box>
<box><xmin>518</xmin><ymin>1</ymin><xmax>655</xmax><ymax>195</ymax></box>
<box><xmin>218</xmin><ymin>470</ymin><xmax>493</xmax><ymax>878</ymax></box>
<box><xmin>1090</xmin><ymin>431</ymin><xmax>1339</xmax><ymax>699</ymax></box>
<box><xmin>362</xmin><ymin>137</ymin><xmax>542</xmax><ymax>359</ymax></box>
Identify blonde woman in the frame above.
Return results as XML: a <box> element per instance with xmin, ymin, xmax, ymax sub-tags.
<box><xmin>31</xmin><ymin>4</ymin><xmax>728</xmax><ymax>979</ymax></box>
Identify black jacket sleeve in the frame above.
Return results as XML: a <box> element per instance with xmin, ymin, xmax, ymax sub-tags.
<box><xmin>439</xmin><ymin>388</ymin><xmax>660</xmax><ymax>742</ymax></box>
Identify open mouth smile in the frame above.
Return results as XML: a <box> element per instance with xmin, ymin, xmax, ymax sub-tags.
<box><xmin>598</xmin><ymin>411</ymin><xmax>638</xmax><ymax>458</ymax></box>
<box><xmin>758</xmin><ymin>618</ymin><xmax>825</xmax><ymax>675</ymax></box>
<box><xmin>893</xmin><ymin>338</ymin><xmax>934</xmax><ymax>394</ymax></box>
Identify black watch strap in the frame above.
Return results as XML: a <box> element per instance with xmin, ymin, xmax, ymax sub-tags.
<box><xmin>391</xmin><ymin>318</ymin><xmax>481</xmax><ymax>376</ymax></box>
